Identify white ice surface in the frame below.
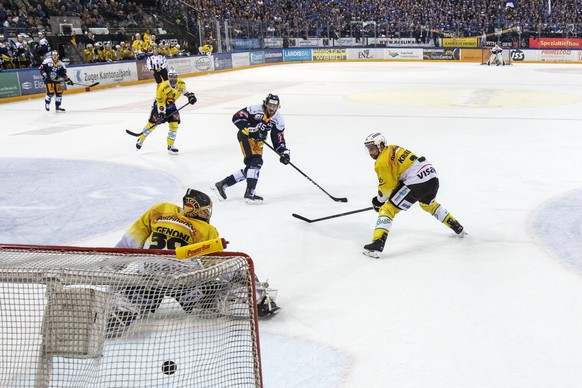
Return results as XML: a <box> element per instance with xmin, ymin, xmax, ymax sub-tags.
<box><xmin>1</xmin><ymin>61</ymin><xmax>582</xmax><ymax>387</ymax></box>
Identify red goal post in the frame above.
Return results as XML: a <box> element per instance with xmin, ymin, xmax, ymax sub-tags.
<box><xmin>0</xmin><ymin>244</ymin><xmax>263</xmax><ymax>388</ymax></box>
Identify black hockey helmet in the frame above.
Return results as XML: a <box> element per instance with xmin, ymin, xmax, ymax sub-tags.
<box><xmin>263</xmin><ymin>93</ymin><xmax>280</xmax><ymax>108</ymax></box>
<box><xmin>183</xmin><ymin>189</ymin><xmax>213</xmax><ymax>222</ymax></box>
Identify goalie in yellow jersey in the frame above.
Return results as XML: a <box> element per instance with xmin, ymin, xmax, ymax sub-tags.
<box><xmin>135</xmin><ymin>68</ymin><xmax>197</xmax><ymax>155</ymax></box>
<box><xmin>115</xmin><ymin>188</ymin><xmax>218</xmax><ymax>250</ymax></box>
<box><xmin>363</xmin><ymin>133</ymin><xmax>466</xmax><ymax>258</ymax></box>
<box><xmin>110</xmin><ymin>189</ymin><xmax>279</xmax><ymax>334</ymax></box>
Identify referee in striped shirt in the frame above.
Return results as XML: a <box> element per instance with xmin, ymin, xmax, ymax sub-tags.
<box><xmin>146</xmin><ymin>45</ymin><xmax>168</xmax><ymax>86</ymax></box>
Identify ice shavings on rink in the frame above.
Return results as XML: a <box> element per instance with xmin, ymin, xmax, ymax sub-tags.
<box><xmin>260</xmin><ymin>333</ymin><xmax>350</xmax><ymax>388</ymax></box>
<box><xmin>531</xmin><ymin>189</ymin><xmax>582</xmax><ymax>273</ymax></box>
<box><xmin>0</xmin><ymin>158</ymin><xmax>181</xmax><ymax>245</ymax></box>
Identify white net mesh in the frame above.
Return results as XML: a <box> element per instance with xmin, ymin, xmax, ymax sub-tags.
<box><xmin>0</xmin><ymin>245</ymin><xmax>261</xmax><ymax>388</ymax></box>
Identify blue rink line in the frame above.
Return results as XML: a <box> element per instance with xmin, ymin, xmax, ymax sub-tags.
<box><xmin>532</xmin><ymin>190</ymin><xmax>582</xmax><ymax>272</ymax></box>
<box><xmin>0</xmin><ymin>158</ymin><xmax>181</xmax><ymax>245</ymax></box>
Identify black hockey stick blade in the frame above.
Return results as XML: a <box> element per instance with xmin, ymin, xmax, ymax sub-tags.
<box><xmin>331</xmin><ymin>196</ymin><xmax>348</xmax><ymax>203</ymax></box>
<box><xmin>73</xmin><ymin>81</ymin><xmax>100</xmax><ymax>87</ymax></box>
<box><xmin>125</xmin><ymin>102</ymin><xmax>191</xmax><ymax>138</ymax></box>
<box><xmin>263</xmin><ymin>142</ymin><xmax>348</xmax><ymax>202</ymax></box>
<box><xmin>125</xmin><ymin>129</ymin><xmax>142</xmax><ymax>137</ymax></box>
<box><xmin>291</xmin><ymin>213</ymin><xmax>314</xmax><ymax>223</ymax></box>
<box><xmin>292</xmin><ymin>206</ymin><xmax>374</xmax><ymax>223</ymax></box>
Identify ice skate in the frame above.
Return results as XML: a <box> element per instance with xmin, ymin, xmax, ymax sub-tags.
<box><xmin>447</xmin><ymin>218</ymin><xmax>467</xmax><ymax>236</ymax></box>
<box><xmin>363</xmin><ymin>233</ymin><xmax>387</xmax><ymax>259</ymax></box>
<box><xmin>211</xmin><ymin>180</ymin><xmax>227</xmax><ymax>201</ymax></box>
<box><xmin>167</xmin><ymin>145</ymin><xmax>179</xmax><ymax>155</ymax></box>
<box><xmin>55</xmin><ymin>107</ymin><xmax>65</xmax><ymax>112</ymax></box>
<box><xmin>136</xmin><ymin>139</ymin><xmax>143</xmax><ymax>150</ymax></box>
<box><xmin>244</xmin><ymin>188</ymin><xmax>263</xmax><ymax>204</ymax></box>
<box><xmin>44</xmin><ymin>102</ymin><xmax>50</xmax><ymax>111</ymax></box>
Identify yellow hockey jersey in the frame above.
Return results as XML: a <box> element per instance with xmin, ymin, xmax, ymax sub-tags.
<box><xmin>156</xmin><ymin>78</ymin><xmax>187</xmax><ymax>112</ymax></box>
<box><xmin>375</xmin><ymin>145</ymin><xmax>436</xmax><ymax>199</ymax></box>
<box><xmin>115</xmin><ymin>202</ymin><xmax>219</xmax><ymax>250</ymax></box>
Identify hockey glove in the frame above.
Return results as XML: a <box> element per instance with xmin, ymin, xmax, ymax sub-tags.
<box><xmin>185</xmin><ymin>92</ymin><xmax>197</xmax><ymax>105</ymax></box>
<box><xmin>372</xmin><ymin>196</ymin><xmax>383</xmax><ymax>212</ymax></box>
<box><xmin>247</xmin><ymin>123</ymin><xmax>267</xmax><ymax>140</ymax></box>
<box><xmin>157</xmin><ymin>112</ymin><xmax>167</xmax><ymax>124</ymax></box>
<box><xmin>279</xmin><ymin>149</ymin><xmax>291</xmax><ymax>165</ymax></box>
<box><xmin>65</xmin><ymin>78</ymin><xmax>74</xmax><ymax>85</ymax></box>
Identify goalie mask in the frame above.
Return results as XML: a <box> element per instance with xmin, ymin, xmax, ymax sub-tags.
<box><xmin>183</xmin><ymin>189</ymin><xmax>213</xmax><ymax>222</ymax></box>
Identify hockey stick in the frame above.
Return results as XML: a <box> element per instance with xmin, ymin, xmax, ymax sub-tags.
<box><xmin>292</xmin><ymin>206</ymin><xmax>374</xmax><ymax>223</ymax></box>
<box><xmin>125</xmin><ymin>102</ymin><xmax>191</xmax><ymax>137</ymax></box>
<box><xmin>263</xmin><ymin>141</ymin><xmax>348</xmax><ymax>203</ymax></box>
<box><xmin>72</xmin><ymin>81</ymin><xmax>100</xmax><ymax>87</ymax></box>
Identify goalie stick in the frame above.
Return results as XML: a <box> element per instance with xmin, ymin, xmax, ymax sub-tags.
<box><xmin>292</xmin><ymin>206</ymin><xmax>373</xmax><ymax>223</ymax></box>
<box><xmin>263</xmin><ymin>141</ymin><xmax>348</xmax><ymax>203</ymax></box>
<box><xmin>125</xmin><ymin>102</ymin><xmax>190</xmax><ymax>137</ymax></box>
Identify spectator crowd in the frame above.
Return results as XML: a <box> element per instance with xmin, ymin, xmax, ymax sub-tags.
<box><xmin>157</xmin><ymin>0</ymin><xmax>581</xmax><ymax>42</ymax></box>
<box><xmin>1</xmin><ymin>0</ymin><xmax>580</xmax><ymax>69</ymax></box>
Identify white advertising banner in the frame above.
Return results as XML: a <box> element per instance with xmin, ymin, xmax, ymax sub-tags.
<box><xmin>192</xmin><ymin>55</ymin><xmax>214</xmax><ymax>72</ymax></box>
<box><xmin>509</xmin><ymin>48</ymin><xmax>582</xmax><ymax>63</ymax></box>
<box><xmin>290</xmin><ymin>38</ymin><xmax>324</xmax><ymax>47</ymax></box>
<box><xmin>264</xmin><ymin>38</ymin><xmax>283</xmax><ymax>48</ymax></box>
<box><xmin>540</xmin><ymin>49</ymin><xmax>580</xmax><ymax>62</ymax></box>
<box><xmin>232</xmin><ymin>52</ymin><xmax>250</xmax><ymax>68</ymax></box>
<box><xmin>369</xmin><ymin>37</ymin><xmax>423</xmax><ymax>46</ymax></box>
<box><xmin>384</xmin><ymin>48</ymin><xmax>424</xmax><ymax>60</ymax></box>
<box><xmin>346</xmin><ymin>48</ymin><xmax>385</xmax><ymax>60</ymax></box>
<box><xmin>167</xmin><ymin>57</ymin><xmax>197</xmax><ymax>75</ymax></box>
<box><xmin>333</xmin><ymin>37</ymin><xmax>357</xmax><ymax>47</ymax></box>
<box><xmin>68</xmin><ymin>63</ymin><xmax>138</xmax><ymax>89</ymax></box>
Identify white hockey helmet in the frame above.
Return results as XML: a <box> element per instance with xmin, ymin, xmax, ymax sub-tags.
<box><xmin>168</xmin><ymin>68</ymin><xmax>178</xmax><ymax>86</ymax></box>
<box><xmin>364</xmin><ymin>132</ymin><xmax>387</xmax><ymax>150</ymax></box>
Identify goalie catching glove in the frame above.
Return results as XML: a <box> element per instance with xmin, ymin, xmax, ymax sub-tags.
<box><xmin>185</xmin><ymin>92</ymin><xmax>197</xmax><ymax>105</ymax></box>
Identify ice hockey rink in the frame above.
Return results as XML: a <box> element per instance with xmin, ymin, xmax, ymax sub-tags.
<box><xmin>1</xmin><ymin>60</ymin><xmax>582</xmax><ymax>387</ymax></box>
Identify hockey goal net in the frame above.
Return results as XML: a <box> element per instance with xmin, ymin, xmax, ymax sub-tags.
<box><xmin>0</xmin><ymin>244</ymin><xmax>262</xmax><ymax>388</ymax></box>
